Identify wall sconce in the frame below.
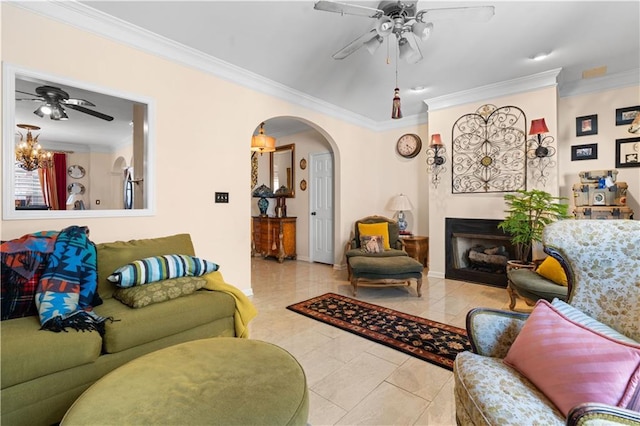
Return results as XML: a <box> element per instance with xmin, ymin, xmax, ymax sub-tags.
<box><xmin>426</xmin><ymin>133</ymin><xmax>447</xmax><ymax>188</ymax></box>
<box><xmin>527</xmin><ymin>118</ymin><xmax>556</xmax><ymax>186</ymax></box>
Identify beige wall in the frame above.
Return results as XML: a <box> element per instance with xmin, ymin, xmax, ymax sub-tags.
<box><xmin>427</xmin><ymin>86</ymin><xmax>560</xmax><ymax>278</ymax></box>
<box><xmin>1</xmin><ymin>5</ymin><xmax>427</xmax><ymax>293</ymax></box>
<box><xmin>558</xmin><ymin>86</ymin><xmax>640</xmax><ymax>215</ymax></box>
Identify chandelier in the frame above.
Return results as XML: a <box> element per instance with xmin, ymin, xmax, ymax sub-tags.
<box><xmin>15</xmin><ymin>124</ymin><xmax>53</xmax><ymax>171</ymax></box>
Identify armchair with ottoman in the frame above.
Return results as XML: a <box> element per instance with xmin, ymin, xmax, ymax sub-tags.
<box><xmin>1</xmin><ymin>232</ymin><xmax>258</xmax><ymax>426</ymax></box>
<box><xmin>454</xmin><ymin>220</ymin><xmax>640</xmax><ymax>425</ymax></box>
<box><xmin>345</xmin><ymin>216</ymin><xmax>424</xmax><ymax>296</ymax></box>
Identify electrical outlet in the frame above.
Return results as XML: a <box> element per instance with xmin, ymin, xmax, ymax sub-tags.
<box><xmin>215</xmin><ymin>192</ymin><xmax>229</xmax><ymax>203</ymax></box>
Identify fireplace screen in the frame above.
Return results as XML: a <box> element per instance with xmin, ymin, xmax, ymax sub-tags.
<box><xmin>451</xmin><ymin>104</ymin><xmax>527</xmax><ymax>193</ymax></box>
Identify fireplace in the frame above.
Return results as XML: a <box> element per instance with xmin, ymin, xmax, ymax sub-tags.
<box><xmin>445</xmin><ymin>218</ymin><xmax>515</xmax><ymax>288</ymax></box>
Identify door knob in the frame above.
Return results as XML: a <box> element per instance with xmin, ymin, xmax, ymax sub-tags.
<box><xmin>311</xmin><ymin>212</ymin><xmax>317</xmax><ymax>216</ymax></box>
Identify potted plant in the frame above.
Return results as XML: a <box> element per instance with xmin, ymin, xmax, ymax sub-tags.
<box><xmin>498</xmin><ymin>189</ymin><xmax>570</xmax><ymax>265</ymax></box>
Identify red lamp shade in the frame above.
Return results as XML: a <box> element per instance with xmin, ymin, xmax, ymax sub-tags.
<box><xmin>430</xmin><ymin>133</ymin><xmax>443</xmax><ymax>147</ymax></box>
<box><xmin>529</xmin><ymin>118</ymin><xmax>549</xmax><ymax>135</ymax></box>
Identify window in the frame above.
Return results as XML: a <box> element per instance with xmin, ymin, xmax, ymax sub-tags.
<box><xmin>14</xmin><ymin>168</ymin><xmax>46</xmax><ymax>207</ymax></box>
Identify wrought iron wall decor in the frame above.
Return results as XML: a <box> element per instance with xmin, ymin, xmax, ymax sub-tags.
<box><xmin>426</xmin><ymin>133</ymin><xmax>447</xmax><ymax>188</ymax></box>
<box><xmin>451</xmin><ymin>104</ymin><xmax>526</xmax><ymax>193</ymax></box>
<box><xmin>527</xmin><ymin>118</ymin><xmax>556</xmax><ymax>186</ymax></box>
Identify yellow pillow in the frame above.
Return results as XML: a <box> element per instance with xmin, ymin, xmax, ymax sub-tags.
<box><xmin>358</xmin><ymin>222</ymin><xmax>390</xmax><ymax>250</ymax></box>
<box><xmin>536</xmin><ymin>256</ymin><xmax>568</xmax><ymax>286</ymax></box>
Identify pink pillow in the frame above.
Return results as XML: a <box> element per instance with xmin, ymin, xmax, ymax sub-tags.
<box><xmin>503</xmin><ymin>300</ymin><xmax>640</xmax><ymax>416</ymax></box>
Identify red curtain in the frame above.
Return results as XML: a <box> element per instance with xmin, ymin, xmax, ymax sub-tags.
<box><xmin>38</xmin><ymin>154</ymin><xmax>67</xmax><ymax>210</ymax></box>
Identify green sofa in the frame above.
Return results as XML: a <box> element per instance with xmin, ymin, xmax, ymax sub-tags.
<box><xmin>1</xmin><ymin>233</ymin><xmax>238</xmax><ymax>426</ymax></box>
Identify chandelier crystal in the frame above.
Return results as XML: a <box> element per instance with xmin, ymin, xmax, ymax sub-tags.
<box><xmin>15</xmin><ymin>124</ymin><xmax>52</xmax><ymax>171</ymax></box>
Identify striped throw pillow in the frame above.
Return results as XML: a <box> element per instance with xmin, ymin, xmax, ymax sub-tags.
<box><xmin>107</xmin><ymin>255</ymin><xmax>219</xmax><ymax>288</ymax></box>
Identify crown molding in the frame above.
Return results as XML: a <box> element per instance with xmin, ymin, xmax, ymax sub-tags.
<box><xmin>558</xmin><ymin>68</ymin><xmax>640</xmax><ymax>98</ymax></box>
<box><xmin>423</xmin><ymin>68</ymin><xmax>563</xmax><ymax>112</ymax></box>
<box><xmin>12</xmin><ymin>1</ymin><xmax>417</xmax><ymax>132</ymax></box>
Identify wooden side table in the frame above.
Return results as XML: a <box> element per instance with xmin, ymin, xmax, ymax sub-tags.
<box><xmin>402</xmin><ymin>236</ymin><xmax>429</xmax><ymax>267</ymax></box>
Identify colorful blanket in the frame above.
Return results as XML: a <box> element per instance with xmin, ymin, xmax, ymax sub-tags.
<box><xmin>1</xmin><ymin>231</ymin><xmax>57</xmax><ymax>320</ymax></box>
<box><xmin>1</xmin><ymin>226</ymin><xmax>105</xmax><ymax>333</ymax></box>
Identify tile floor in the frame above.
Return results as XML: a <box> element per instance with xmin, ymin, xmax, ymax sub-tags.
<box><xmin>248</xmin><ymin>258</ymin><xmax>530</xmax><ymax>426</ymax></box>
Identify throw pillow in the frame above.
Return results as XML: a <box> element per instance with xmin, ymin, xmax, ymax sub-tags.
<box><xmin>358</xmin><ymin>222</ymin><xmax>390</xmax><ymax>250</ymax></box>
<box><xmin>536</xmin><ymin>256</ymin><xmax>568</xmax><ymax>286</ymax></box>
<box><xmin>503</xmin><ymin>300</ymin><xmax>640</xmax><ymax>416</ymax></box>
<box><xmin>107</xmin><ymin>254</ymin><xmax>219</xmax><ymax>288</ymax></box>
<box><xmin>113</xmin><ymin>276</ymin><xmax>207</xmax><ymax>308</ymax></box>
<box><xmin>360</xmin><ymin>235</ymin><xmax>384</xmax><ymax>253</ymax></box>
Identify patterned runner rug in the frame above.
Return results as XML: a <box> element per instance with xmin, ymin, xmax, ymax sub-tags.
<box><xmin>287</xmin><ymin>293</ymin><xmax>471</xmax><ymax>371</ymax></box>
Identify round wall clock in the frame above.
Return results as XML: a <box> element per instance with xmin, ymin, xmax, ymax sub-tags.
<box><xmin>396</xmin><ymin>134</ymin><xmax>422</xmax><ymax>159</ymax></box>
<box><xmin>68</xmin><ymin>165</ymin><xmax>86</xmax><ymax>179</ymax></box>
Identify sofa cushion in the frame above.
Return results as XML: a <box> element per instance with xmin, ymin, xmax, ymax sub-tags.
<box><xmin>0</xmin><ymin>315</ymin><xmax>102</xmax><ymax>388</ymax></box>
<box><xmin>358</xmin><ymin>222</ymin><xmax>391</xmax><ymax>250</ymax></box>
<box><xmin>503</xmin><ymin>300</ymin><xmax>640</xmax><ymax>416</ymax></box>
<box><xmin>108</xmin><ymin>255</ymin><xmax>219</xmax><ymax>287</ymax></box>
<box><xmin>536</xmin><ymin>256</ymin><xmax>567</xmax><ymax>286</ymax></box>
<box><xmin>96</xmin><ymin>234</ymin><xmax>195</xmax><ymax>299</ymax></box>
<box><xmin>454</xmin><ymin>351</ymin><xmax>564</xmax><ymax>426</ymax></box>
<box><xmin>113</xmin><ymin>276</ymin><xmax>208</xmax><ymax>308</ymax></box>
<box><xmin>507</xmin><ymin>268</ymin><xmax>567</xmax><ymax>302</ymax></box>
<box><xmin>95</xmin><ymin>290</ymin><xmax>235</xmax><ymax>353</ymax></box>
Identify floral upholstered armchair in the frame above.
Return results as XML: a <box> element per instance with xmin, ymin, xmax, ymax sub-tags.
<box><xmin>454</xmin><ymin>220</ymin><xmax>640</xmax><ymax>425</ymax></box>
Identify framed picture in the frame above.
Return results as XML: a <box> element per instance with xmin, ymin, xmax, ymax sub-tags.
<box><xmin>576</xmin><ymin>115</ymin><xmax>598</xmax><ymax>136</ymax></box>
<box><xmin>615</xmin><ymin>106</ymin><xmax>640</xmax><ymax>126</ymax></box>
<box><xmin>615</xmin><ymin>137</ymin><xmax>640</xmax><ymax>168</ymax></box>
<box><xmin>571</xmin><ymin>143</ymin><xmax>598</xmax><ymax>161</ymax></box>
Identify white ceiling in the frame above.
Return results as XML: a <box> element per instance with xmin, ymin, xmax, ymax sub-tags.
<box><xmin>80</xmin><ymin>0</ymin><xmax>639</xmax><ymax>123</ymax></box>
<box><xmin>10</xmin><ymin>1</ymin><xmax>640</xmax><ymax>145</ymax></box>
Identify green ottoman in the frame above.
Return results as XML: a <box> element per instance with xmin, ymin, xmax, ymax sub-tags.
<box><xmin>349</xmin><ymin>255</ymin><xmax>423</xmax><ymax>297</ymax></box>
<box><xmin>62</xmin><ymin>338</ymin><xmax>308</xmax><ymax>425</ymax></box>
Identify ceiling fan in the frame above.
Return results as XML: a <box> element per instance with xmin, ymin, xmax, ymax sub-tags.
<box><xmin>314</xmin><ymin>1</ymin><xmax>494</xmax><ymax>64</ymax></box>
<box><xmin>16</xmin><ymin>85</ymin><xmax>114</xmax><ymax>121</ymax></box>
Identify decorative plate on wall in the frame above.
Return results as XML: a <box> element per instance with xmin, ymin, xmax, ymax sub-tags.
<box><xmin>67</xmin><ymin>165</ymin><xmax>85</xmax><ymax>179</ymax></box>
<box><xmin>300</xmin><ymin>158</ymin><xmax>307</xmax><ymax>170</ymax></box>
<box><xmin>300</xmin><ymin>179</ymin><xmax>307</xmax><ymax>191</ymax></box>
<box><xmin>67</xmin><ymin>182</ymin><xmax>85</xmax><ymax>194</ymax></box>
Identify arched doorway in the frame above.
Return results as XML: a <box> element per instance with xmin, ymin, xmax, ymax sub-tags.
<box><xmin>250</xmin><ymin>116</ymin><xmax>337</xmax><ymax>264</ymax></box>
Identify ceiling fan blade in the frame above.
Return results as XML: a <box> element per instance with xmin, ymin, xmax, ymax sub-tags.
<box><xmin>16</xmin><ymin>90</ymin><xmax>40</xmax><ymax>97</ymax></box>
<box><xmin>65</xmin><ymin>104</ymin><xmax>114</xmax><ymax>121</ymax></box>
<box><xmin>405</xmin><ymin>34</ymin><xmax>423</xmax><ymax>64</ymax></box>
<box><xmin>417</xmin><ymin>6</ymin><xmax>495</xmax><ymax>23</ymax></box>
<box><xmin>332</xmin><ymin>28</ymin><xmax>378</xmax><ymax>60</ymax></box>
<box><xmin>314</xmin><ymin>1</ymin><xmax>383</xmax><ymax>18</ymax></box>
<box><xmin>62</xmin><ymin>98</ymin><xmax>96</xmax><ymax>107</ymax></box>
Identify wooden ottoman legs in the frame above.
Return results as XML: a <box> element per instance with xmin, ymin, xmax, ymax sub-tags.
<box><xmin>350</xmin><ymin>277</ymin><xmax>422</xmax><ymax>297</ymax></box>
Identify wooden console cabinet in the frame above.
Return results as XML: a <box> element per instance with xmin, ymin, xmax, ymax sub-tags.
<box><xmin>252</xmin><ymin>216</ymin><xmax>297</xmax><ymax>263</ymax></box>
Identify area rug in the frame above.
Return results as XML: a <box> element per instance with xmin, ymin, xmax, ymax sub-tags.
<box><xmin>286</xmin><ymin>293</ymin><xmax>470</xmax><ymax>371</ymax></box>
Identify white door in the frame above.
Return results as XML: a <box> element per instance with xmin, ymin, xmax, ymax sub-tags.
<box><xmin>310</xmin><ymin>152</ymin><xmax>334</xmax><ymax>264</ymax></box>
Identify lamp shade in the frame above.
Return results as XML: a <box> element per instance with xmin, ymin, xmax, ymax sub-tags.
<box><xmin>388</xmin><ymin>194</ymin><xmax>414</xmax><ymax>212</ymax></box>
<box><xmin>251</xmin><ymin>122</ymin><xmax>276</xmax><ymax>153</ymax></box>
<box><xmin>430</xmin><ymin>133</ymin><xmax>443</xmax><ymax>147</ymax></box>
<box><xmin>529</xmin><ymin>118</ymin><xmax>549</xmax><ymax>135</ymax></box>
<box><xmin>251</xmin><ymin>184</ymin><xmax>274</xmax><ymax>198</ymax></box>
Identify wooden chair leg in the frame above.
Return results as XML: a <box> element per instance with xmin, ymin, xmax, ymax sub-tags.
<box><xmin>351</xmin><ymin>276</ymin><xmax>358</xmax><ymax>296</ymax></box>
<box><xmin>507</xmin><ymin>281</ymin><xmax>517</xmax><ymax>310</ymax></box>
<box><xmin>416</xmin><ymin>277</ymin><xmax>422</xmax><ymax>297</ymax></box>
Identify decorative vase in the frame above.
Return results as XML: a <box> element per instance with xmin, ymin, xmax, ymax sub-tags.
<box><xmin>257</xmin><ymin>197</ymin><xmax>269</xmax><ymax>216</ymax></box>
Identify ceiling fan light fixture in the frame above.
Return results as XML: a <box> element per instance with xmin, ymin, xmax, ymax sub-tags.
<box><xmin>411</xmin><ymin>22</ymin><xmax>433</xmax><ymax>41</ymax></box>
<box><xmin>50</xmin><ymin>105</ymin><xmax>68</xmax><ymax>121</ymax></box>
<box><xmin>364</xmin><ymin>35</ymin><xmax>383</xmax><ymax>54</ymax></box>
<box><xmin>375</xmin><ymin>16</ymin><xmax>393</xmax><ymax>37</ymax></box>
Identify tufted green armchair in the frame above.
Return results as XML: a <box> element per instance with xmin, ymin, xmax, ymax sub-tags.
<box><xmin>454</xmin><ymin>220</ymin><xmax>640</xmax><ymax>425</ymax></box>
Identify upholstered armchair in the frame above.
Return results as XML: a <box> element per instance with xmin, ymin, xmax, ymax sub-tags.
<box><xmin>344</xmin><ymin>216</ymin><xmax>423</xmax><ymax>296</ymax></box>
<box><xmin>454</xmin><ymin>220</ymin><xmax>640</xmax><ymax>425</ymax></box>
